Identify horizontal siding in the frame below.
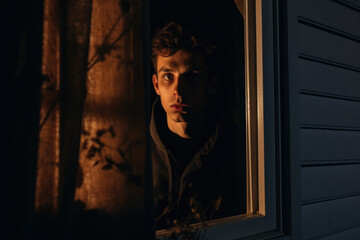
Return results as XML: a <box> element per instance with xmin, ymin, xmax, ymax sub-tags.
<box><xmin>296</xmin><ymin>0</ymin><xmax>360</xmax><ymax>239</ymax></box>
<box><xmin>316</xmin><ymin>226</ymin><xmax>360</xmax><ymax>240</ymax></box>
<box><xmin>300</xmin><ymin>94</ymin><xmax>360</xmax><ymax>128</ymax></box>
<box><xmin>299</xmin><ymin>58</ymin><xmax>360</xmax><ymax>100</ymax></box>
<box><xmin>302</xmin><ymin>195</ymin><xmax>360</xmax><ymax>239</ymax></box>
<box><xmin>334</xmin><ymin>0</ymin><xmax>360</xmax><ymax>10</ymax></box>
<box><xmin>298</xmin><ymin>23</ymin><xmax>360</xmax><ymax>69</ymax></box>
<box><xmin>298</xmin><ymin>0</ymin><xmax>360</xmax><ymax>38</ymax></box>
<box><xmin>301</xmin><ymin>164</ymin><xmax>360</xmax><ymax>203</ymax></box>
<box><xmin>300</xmin><ymin>129</ymin><xmax>360</xmax><ymax>162</ymax></box>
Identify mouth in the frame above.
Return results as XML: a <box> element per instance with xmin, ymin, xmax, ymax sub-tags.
<box><xmin>170</xmin><ymin>103</ymin><xmax>190</xmax><ymax>112</ymax></box>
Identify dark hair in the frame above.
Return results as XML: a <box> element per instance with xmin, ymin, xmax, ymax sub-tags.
<box><xmin>151</xmin><ymin>22</ymin><xmax>216</xmax><ymax>72</ymax></box>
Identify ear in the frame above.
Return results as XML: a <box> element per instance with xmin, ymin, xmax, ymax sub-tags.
<box><xmin>152</xmin><ymin>74</ymin><xmax>160</xmax><ymax>95</ymax></box>
<box><xmin>208</xmin><ymin>74</ymin><xmax>219</xmax><ymax>95</ymax></box>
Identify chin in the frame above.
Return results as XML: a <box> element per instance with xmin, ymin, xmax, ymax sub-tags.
<box><xmin>173</xmin><ymin>117</ymin><xmax>187</xmax><ymax>123</ymax></box>
<box><xmin>169</xmin><ymin>113</ymin><xmax>189</xmax><ymax>123</ymax></box>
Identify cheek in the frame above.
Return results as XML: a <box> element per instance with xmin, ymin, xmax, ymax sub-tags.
<box><xmin>158</xmin><ymin>87</ymin><xmax>172</xmax><ymax>104</ymax></box>
<box><xmin>158</xmin><ymin>86</ymin><xmax>170</xmax><ymax>97</ymax></box>
<box><xmin>192</xmin><ymin>84</ymin><xmax>209</xmax><ymax>105</ymax></box>
<box><xmin>158</xmin><ymin>80</ymin><xmax>170</xmax><ymax>90</ymax></box>
<box><xmin>159</xmin><ymin>94</ymin><xmax>171</xmax><ymax>113</ymax></box>
<box><xmin>158</xmin><ymin>82</ymin><xmax>175</xmax><ymax>97</ymax></box>
<box><xmin>193</xmin><ymin>83</ymin><xmax>208</xmax><ymax>96</ymax></box>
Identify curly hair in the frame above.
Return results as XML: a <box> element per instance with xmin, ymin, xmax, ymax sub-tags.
<box><xmin>151</xmin><ymin>22</ymin><xmax>216</xmax><ymax>72</ymax></box>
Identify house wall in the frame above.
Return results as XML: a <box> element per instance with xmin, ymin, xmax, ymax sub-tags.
<box><xmin>287</xmin><ymin>0</ymin><xmax>360</xmax><ymax>239</ymax></box>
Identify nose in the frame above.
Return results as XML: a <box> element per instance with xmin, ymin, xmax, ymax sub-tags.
<box><xmin>173</xmin><ymin>78</ymin><xmax>188</xmax><ymax>97</ymax></box>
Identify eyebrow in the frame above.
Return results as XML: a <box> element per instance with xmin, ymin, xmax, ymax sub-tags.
<box><xmin>158</xmin><ymin>66</ymin><xmax>205</xmax><ymax>74</ymax></box>
<box><xmin>158</xmin><ymin>67</ymin><xmax>174</xmax><ymax>73</ymax></box>
<box><xmin>188</xmin><ymin>67</ymin><xmax>203</xmax><ymax>72</ymax></box>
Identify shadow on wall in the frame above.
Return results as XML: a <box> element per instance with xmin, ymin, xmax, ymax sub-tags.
<box><xmin>79</xmin><ymin>125</ymin><xmax>143</xmax><ymax>187</ymax></box>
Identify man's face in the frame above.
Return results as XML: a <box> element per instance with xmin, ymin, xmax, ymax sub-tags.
<box><xmin>153</xmin><ymin>49</ymin><xmax>212</xmax><ymax>123</ymax></box>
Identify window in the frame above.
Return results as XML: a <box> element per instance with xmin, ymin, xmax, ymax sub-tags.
<box><xmin>148</xmin><ymin>0</ymin><xmax>283</xmax><ymax>239</ymax></box>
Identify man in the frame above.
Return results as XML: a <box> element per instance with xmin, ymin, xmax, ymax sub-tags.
<box><xmin>150</xmin><ymin>22</ymin><xmax>239</xmax><ymax>228</ymax></box>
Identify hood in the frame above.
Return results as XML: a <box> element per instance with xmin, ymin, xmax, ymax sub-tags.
<box><xmin>150</xmin><ymin>97</ymin><xmax>168</xmax><ymax>153</ymax></box>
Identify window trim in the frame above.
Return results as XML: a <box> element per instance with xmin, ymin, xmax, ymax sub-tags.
<box><xmin>244</xmin><ymin>0</ymin><xmax>265</xmax><ymax>215</ymax></box>
<box><xmin>203</xmin><ymin>0</ymin><xmax>284</xmax><ymax>238</ymax></box>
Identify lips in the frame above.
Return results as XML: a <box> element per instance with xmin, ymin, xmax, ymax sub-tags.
<box><xmin>171</xmin><ymin>103</ymin><xmax>190</xmax><ymax>112</ymax></box>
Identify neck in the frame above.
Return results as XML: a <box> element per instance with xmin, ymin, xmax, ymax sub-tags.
<box><xmin>166</xmin><ymin>115</ymin><xmax>206</xmax><ymax>139</ymax></box>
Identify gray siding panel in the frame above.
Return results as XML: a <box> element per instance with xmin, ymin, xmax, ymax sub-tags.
<box><xmin>300</xmin><ymin>129</ymin><xmax>360</xmax><ymax>161</ymax></box>
<box><xmin>298</xmin><ymin>23</ymin><xmax>360</xmax><ymax>69</ymax></box>
<box><xmin>295</xmin><ymin>0</ymin><xmax>360</xmax><ymax>239</ymax></box>
<box><xmin>300</xmin><ymin>94</ymin><xmax>360</xmax><ymax>128</ymax></box>
<box><xmin>302</xmin><ymin>195</ymin><xmax>360</xmax><ymax>239</ymax></box>
<box><xmin>301</xmin><ymin>164</ymin><xmax>360</xmax><ymax>202</ymax></box>
<box><xmin>299</xmin><ymin>58</ymin><xmax>360</xmax><ymax>99</ymax></box>
<box><xmin>298</xmin><ymin>0</ymin><xmax>360</xmax><ymax>37</ymax></box>
<box><xmin>316</xmin><ymin>226</ymin><xmax>360</xmax><ymax>240</ymax></box>
<box><xmin>337</xmin><ymin>0</ymin><xmax>360</xmax><ymax>8</ymax></box>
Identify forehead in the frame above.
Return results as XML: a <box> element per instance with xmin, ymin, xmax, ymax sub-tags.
<box><xmin>156</xmin><ymin>49</ymin><xmax>207</xmax><ymax>72</ymax></box>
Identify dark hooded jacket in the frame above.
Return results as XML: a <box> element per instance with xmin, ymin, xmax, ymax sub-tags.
<box><xmin>150</xmin><ymin>98</ymin><xmax>242</xmax><ymax>228</ymax></box>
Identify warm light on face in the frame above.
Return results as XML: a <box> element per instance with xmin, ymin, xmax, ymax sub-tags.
<box><xmin>152</xmin><ymin>49</ymin><xmax>210</xmax><ymax>123</ymax></box>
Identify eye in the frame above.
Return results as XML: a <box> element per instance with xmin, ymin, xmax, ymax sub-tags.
<box><xmin>190</xmin><ymin>72</ymin><xmax>201</xmax><ymax>80</ymax></box>
<box><xmin>162</xmin><ymin>73</ymin><xmax>174</xmax><ymax>81</ymax></box>
<box><xmin>184</xmin><ymin>72</ymin><xmax>201</xmax><ymax>82</ymax></box>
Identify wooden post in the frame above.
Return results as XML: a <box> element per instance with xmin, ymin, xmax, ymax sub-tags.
<box><xmin>57</xmin><ymin>0</ymin><xmax>92</xmax><ymax>239</ymax></box>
